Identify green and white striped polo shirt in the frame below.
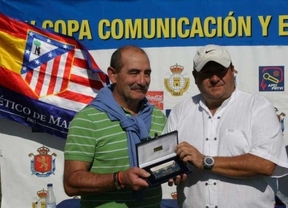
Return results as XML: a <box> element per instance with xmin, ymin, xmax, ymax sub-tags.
<box><xmin>64</xmin><ymin>105</ymin><xmax>167</xmax><ymax>208</ymax></box>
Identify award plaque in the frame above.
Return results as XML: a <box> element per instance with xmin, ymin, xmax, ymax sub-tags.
<box><xmin>136</xmin><ymin>130</ymin><xmax>191</xmax><ymax>186</ymax></box>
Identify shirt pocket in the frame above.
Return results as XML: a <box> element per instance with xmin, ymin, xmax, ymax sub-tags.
<box><xmin>219</xmin><ymin>129</ymin><xmax>250</xmax><ymax>156</ymax></box>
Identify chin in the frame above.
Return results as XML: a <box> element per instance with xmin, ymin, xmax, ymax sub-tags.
<box><xmin>132</xmin><ymin>94</ymin><xmax>146</xmax><ymax>101</ymax></box>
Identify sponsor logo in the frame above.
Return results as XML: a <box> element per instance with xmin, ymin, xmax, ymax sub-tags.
<box><xmin>205</xmin><ymin>49</ymin><xmax>215</xmax><ymax>54</ymax></box>
<box><xmin>259</xmin><ymin>66</ymin><xmax>284</xmax><ymax>91</ymax></box>
<box><xmin>32</xmin><ymin>188</ymin><xmax>46</xmax><ymax>208</ymax></box>
<box><xmin>146</xmin><ymin>91</ymin><xmax>164</xmax><ymax>110</ymax></box>
<box><xmin>29</xmin><ymin>146</ymin><xmax>57</xmax><ymax>177</ymax></box>
<box><xmin>164</xmin><ymin>64</ymin><xmax>190</xmax><ymax>96</ymax></box>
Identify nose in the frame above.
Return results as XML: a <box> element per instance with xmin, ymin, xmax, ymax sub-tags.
<box><xmin>137</xmin><ymin>73</ymin><xmax>146</xmax><ymax>85</ymax></box>
<box><xmin>210</xmin><ymin>74</ymin><xmax>221</xmax><ymax>85</ymax></box>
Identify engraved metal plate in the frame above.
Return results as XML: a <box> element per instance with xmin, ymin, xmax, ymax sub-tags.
<box><xmin>150</xmin><ymin>160</ymin><xmax>180</xmax><ymax>179</ymax></box>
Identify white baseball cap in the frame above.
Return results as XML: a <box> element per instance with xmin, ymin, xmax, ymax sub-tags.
<box><xmin>193</xmin><ymin>44</ymin><xmax>232</xmax><ymax>72</ymax></box>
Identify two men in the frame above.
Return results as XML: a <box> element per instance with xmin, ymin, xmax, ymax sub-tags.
<box><xmin>64</xmin><ymin>44</ymin><xmax>288</xmax><ymax>208</ymax></box>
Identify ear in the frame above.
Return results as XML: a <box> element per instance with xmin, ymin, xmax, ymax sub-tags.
<box><xmin>231</xmin><ymin>65</ymin><xmax>237</xmax><ymax>74</ymax></box>
<box><xmin>107</xmin><ymin>67</ymin><xmax>117</xmax><ymax>83</ymax></box>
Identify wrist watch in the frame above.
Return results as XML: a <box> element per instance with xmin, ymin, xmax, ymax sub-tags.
<box><xmin>203</xmin><ymin>156</ymin><xmax>215</xmax><ymax>170</ymax></box>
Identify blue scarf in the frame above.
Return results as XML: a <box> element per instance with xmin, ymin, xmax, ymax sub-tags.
<box><xmin>89</xmin><ymin>84</ymin><xmax>154</xmax><ymax>167</ymax></box>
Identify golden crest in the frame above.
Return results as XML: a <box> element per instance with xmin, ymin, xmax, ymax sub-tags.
<box><xmin>32</xmin><ymin>189</ymin><xmax>46</xmax><ymax>208</ymax></box>
<box><xmin>164</xmin><ymin>64</ymin><xmax>190</xmax><ymax>96</ymax></box>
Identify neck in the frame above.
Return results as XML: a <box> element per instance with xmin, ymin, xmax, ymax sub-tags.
<box><xmin>123</xmin><ymin>107</ymin><xmax>138</xmax><ymax>116</ymax></box>
<box><xmin>205</xmin><ymin>99</ymin><xmax>224</xmax><ymax>115</ymax></box>
<box><xmin>120</xmin><ymin>100</ymin><xmax>141</xmax><ymax>115</ymax></box>
<box><xmin>113</xmin><ymin>95</ymin><xmax>142</xmax><ymax>116</ymax></box>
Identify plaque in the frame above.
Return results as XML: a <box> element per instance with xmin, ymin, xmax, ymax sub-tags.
<box><xmin>136</xmin><ymin>130</ymin><xmax>191</xmax><ymax>186</ymax></box>
<box><xmin>151</xmin><ymin>160</ymin><xmax>180</xmax><ymax>179</ymax></box>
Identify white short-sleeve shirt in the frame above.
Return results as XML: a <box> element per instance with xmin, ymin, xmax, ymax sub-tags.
<box><xmin>165</xmin><ymin>89</ymin><xmax>288</xmax><ymax>208</ymax></box>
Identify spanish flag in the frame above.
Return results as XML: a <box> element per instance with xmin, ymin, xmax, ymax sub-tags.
<box><xmin>0</xmin><ymin>13</ymin><xmax>109</xmax><ymax>138</ymax></box>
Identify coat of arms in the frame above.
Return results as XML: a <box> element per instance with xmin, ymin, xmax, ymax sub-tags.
<box><xmin>164</xmin><ymin>64</ymin><xmax>190</xmax><ymax>96</ymax></box>
<box><xmin>29</xmin><ymin>146</ymin><xmax>57</xmax><ymax>177</ymax></box>
<box><xmin>32</xmin><ymin>188</ymin><xmax>46</xmax><ymax>208</ymax></box>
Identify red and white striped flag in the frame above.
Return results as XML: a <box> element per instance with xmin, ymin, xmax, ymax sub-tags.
<box><xmin>0</xmin><ymin>12</ymin><xmax>109</xmax><ymax>138</ymax></box>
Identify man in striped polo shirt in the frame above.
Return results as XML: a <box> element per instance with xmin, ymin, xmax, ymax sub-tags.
<box><xmin>63</xmin><ymin>45</ymin><xmax>167</xmax><ymax>208</ymax></box>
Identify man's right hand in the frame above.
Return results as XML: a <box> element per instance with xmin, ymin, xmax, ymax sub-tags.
<box><xmin>120</xmin><ymin>167</ymin><xmax>151</xmax><ymax>190</ymax></box>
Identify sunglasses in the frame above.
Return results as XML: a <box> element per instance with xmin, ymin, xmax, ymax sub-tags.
<box><xmin>197</xmin><ymin>66</ymin><xmax>229</xmax><ymax>77</ymax></box>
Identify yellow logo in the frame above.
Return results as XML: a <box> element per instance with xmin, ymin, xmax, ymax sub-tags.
<box><xmin>32</xmin><ymin>188</ymin><xmax>46</xmax><ymax>208</ymax></box>
<box><xmin>164</xmin><ymin>64</ymin><xmax>190</xmax><ymax>96</ymax></box>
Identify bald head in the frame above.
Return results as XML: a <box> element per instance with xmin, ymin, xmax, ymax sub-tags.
<box><xmin>110</xmin><ymin>46</ymin><xmax>148</xmax><ymax>73</ymax></box>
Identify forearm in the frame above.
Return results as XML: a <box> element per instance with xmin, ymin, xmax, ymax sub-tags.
<box><xmin>64</xmin><ymin>171</ymin><xmax>116</xmax><ymax>196</ymax></box>
<box><xmin>210</xmin><ymin>153</ymin><xmax>276</xmax><ymax>178</ymax></box>
<box><xmin>177</xmin><ymin>142</ymin><xmax>276</xmax><ymax>179</ymax></box>
<box><xmin>64</xmin><ymin>160</ymin><xmax>150</xmax><ymax>196</ymax></box>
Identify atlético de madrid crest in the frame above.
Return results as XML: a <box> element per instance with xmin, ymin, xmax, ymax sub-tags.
<box><xmin>29</xmin><ymin>146</ymin><xmax>57</xmax><ymax>177</ymax></box>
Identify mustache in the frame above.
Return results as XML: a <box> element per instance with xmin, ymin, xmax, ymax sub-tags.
<box><xmin>130</xmin><ymin>84</ymin><xmax>148</xmax><ymax>91</ymax></box>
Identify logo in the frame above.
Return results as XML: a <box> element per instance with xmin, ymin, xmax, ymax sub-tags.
<box><xmin>146</xmin><ymin>91</ymin><xmax>164</xmax><ymax>110</ymax></box>
<box><xmin>29</xmin><ymin>146</ymin><xmax>57</xmax><ymax>177</ymax></box>
<box><xmin>32</xmin><ymin>188</ymin><xmax>47</xmax><ymax>208</ymax></box>
<box><xmin>22</xmin><ymin>30</ymin><xmax>75</xmax><ymax>98</ymax></box>
<box><xmin>171</xmin><ymin>191</ymin><xmax>177</xmax><ymax>200</ymax></box>
<box><xmin>164</xmin><ymin>64</ymin><xmax>190</xmax><ymax>96</ymax></box>
<box><xmin>259</xmin><ymin>66</ymin><xmax>284</xmax><ymax>91</ymax></box>
<box><xmin>205</xmin><ymin>49</ymin><xmax>215</xmax><ymax>54</ymax></box>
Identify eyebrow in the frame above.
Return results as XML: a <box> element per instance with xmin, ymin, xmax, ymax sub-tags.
<box><xmin>127</xmin><ymin>68</ymin><xmax>151</xmax><ymax>73</ymax></box>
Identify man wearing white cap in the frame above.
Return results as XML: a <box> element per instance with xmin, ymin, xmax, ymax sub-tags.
<box><xmin>165</xmin><ymin>44</ymin><xmax>288</xmax><ymax>208</ymax></box>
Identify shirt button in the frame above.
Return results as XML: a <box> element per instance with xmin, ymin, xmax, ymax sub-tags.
<box><xmin>214</xmin><ymin>137</ymin><xmax>217</xmax><ymax>140</ymax></box>
<box><xmin>214</xmin><ymin>182</ymin><xmax>216</xmax><ymax>185</ymax></box>
<box><xmin>206</xmin><ymin>138</ymin><xmax>209</xmax><ymax>141</ymax></box>
<box><xmin>205</xmin><ymin>183</ymin><xmax>208</xmax><ymax>186</ymax></box>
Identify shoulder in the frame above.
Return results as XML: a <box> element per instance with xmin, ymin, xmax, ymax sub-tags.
<box><xmin>152</xmin><ymin>106</ymin><xmax>165</xmax><ymax>115</ymax></box>
<box><xmin>69</xmin><ymin>105</ymin><xmax>110</xmax><ymax>128</ymax></box>
<box><xmin>74</xmin><ymin>105</ymin><xmax>108</xmax><ymax>119</ymax></box>
<box><xmin>165</xmin><ymin>95</ymin><xmax>200</xmax><ymax>126</ymax></box>
<box><xmin>171</xmin><ymin>94</ymin><xmax>200</xmax><ymax>113</ymax></box>
<box><xmin>236</xmin><ymin>90</ymin><xmax>273</xmax><ymax>108</ymax></box>
<box><xmin>151</xmin><ymin>105</ymin><xmax>167</xmax><ymax>121</ymax></box>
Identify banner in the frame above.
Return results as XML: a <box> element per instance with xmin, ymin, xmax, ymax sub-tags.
<box><xmin>0</xmin><ymin>13</ymin><xmax>108</xmax><ymax>139</ymax></box>
<box><xmin>1</xmin><ymin>1</ymin><xmax>288</xmax><ymax>207</ymax></box>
